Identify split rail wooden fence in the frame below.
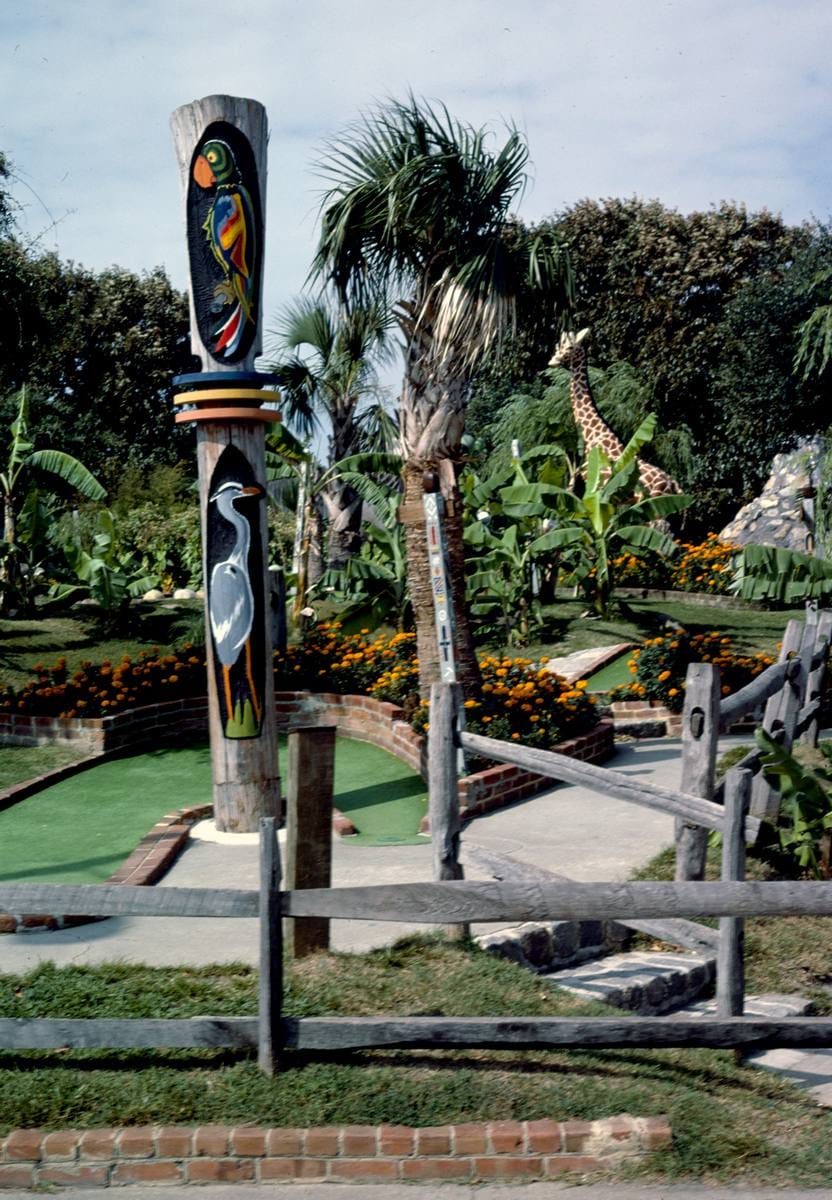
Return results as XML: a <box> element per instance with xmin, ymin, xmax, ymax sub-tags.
<box><xmin>1</xmin><ymin>612</ymin><xmax>831</xmax><ymax>1073</ymax></box>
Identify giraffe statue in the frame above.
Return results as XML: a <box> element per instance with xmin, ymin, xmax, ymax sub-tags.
<box><xmin>549</xmin><ymin>328</ymin><xmax>681</xmax><ymax>496</ymax></box>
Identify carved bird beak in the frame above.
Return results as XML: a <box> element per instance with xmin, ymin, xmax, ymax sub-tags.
<box><xmin>193</xmin><ymin>154</ymin><xmax>216</xmax><ymax>189</ymax></box>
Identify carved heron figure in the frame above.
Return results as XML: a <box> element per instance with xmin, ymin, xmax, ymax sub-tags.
<box><xmin>208</xmin><ymin>479</ymin><xmax>264</xmax><ymax>727</ymax></box>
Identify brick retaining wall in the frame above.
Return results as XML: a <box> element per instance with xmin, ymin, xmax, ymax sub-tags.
<box><xmin>0</xmin><ymin>1116</ymin><xmax>670</xmax><ymax>1187</ymax></box>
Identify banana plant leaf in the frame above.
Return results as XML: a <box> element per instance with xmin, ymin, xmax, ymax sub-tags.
<box><xmin>27</xmin><ymin>450</ymin><xmax>105</xmax><ymax>501</ymax></box>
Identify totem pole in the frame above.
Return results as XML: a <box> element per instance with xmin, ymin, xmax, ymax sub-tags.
<box><xmin>171</xmin><ymin>95</ymin><xmax>281</xmax><ymax>831</ymax></box>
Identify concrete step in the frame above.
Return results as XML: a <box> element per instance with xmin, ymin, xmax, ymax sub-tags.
<box><xmin>539</xmin><ymin>950</ymin><xmax>716</xmax><ymax>1015</ymax></box>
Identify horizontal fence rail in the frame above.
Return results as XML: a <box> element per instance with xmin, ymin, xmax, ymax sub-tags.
<box><xmin>281</xmin><ymin>879</ymin><xmax>832</xmax><ymax>923</ymax></box>
<box><xmin>7</xmin><ymin>880</ymin><xmax>832</xmax><ymax>928</ymax></box>
<box><xmin>282</xmin><ymin>1015</ymin><xmax>832</xmax><ymax>1052</ymax></box>
<box><xmin>5</xmin><ymin>1014</ymin><xmax>832</xmax><ymax>1054</ymax></box>
<box><xmin>0</xmin><ymin>882</ymin><xmax>259</xmax><ymax>919</ymax></box>
<box><xmin>458</xmin><ymin>730</ymin><xmax>761</xmax><ymax>841</ymax></box>
<box><xmin>718</xmin><ymin>660</ymin><xmax>793</xmax><ymax>725</ymax></box>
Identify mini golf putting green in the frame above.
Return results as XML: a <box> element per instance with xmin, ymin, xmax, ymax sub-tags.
<box><xmin>0</xmin><ymin>737</ymin><xmax>428</xmax><ymax>885</ymax></box>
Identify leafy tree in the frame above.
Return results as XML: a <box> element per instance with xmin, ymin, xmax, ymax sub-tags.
<box><xmin>0</xmin><ymin>247</ymin><xmax>194</xmax><ymax>485</ymax></box>
<box><xmin>795</xmin><ymin>265</ymin><xmax>832</xmax><ymax>380</ymax></box>
<box><xmin>470</xmin><ymin>199</ymin><xmax>824</xmax><ymax>531</ymax></box>
<box><xmin>313</xmin><ymin>95</ymin><xmax>572</xmax><ymax>697</ymax></box>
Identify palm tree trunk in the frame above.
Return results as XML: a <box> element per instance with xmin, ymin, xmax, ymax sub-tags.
<box><xmin>399</xmin><ymin>306</ymin><xmax>481</xmax><ymax>699</ymax></box>
<box><xmin>325</xmin><ymin>481</ymin><xmax>363</xmax><ymax>569</ymax></box>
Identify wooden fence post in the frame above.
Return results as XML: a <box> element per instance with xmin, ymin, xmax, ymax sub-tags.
<box><xmin>258</xmin><ymin>816</ymin><xmax>282</xmax><ymax>1075</ymax></box>
<box><xmin>284</xmin><ymin>726</ymin><xmax>335</xmax><ymax>958</ymax></box>
<box><xmin>428</xmin><ymin>682</ymin><xmax>468</xmax><ymax>940</ymax></box>
<box><xmin>676</xmin><ymin>663</ymin><xmax>721</xmax><ymax>881</ymax></box>
<box><xmin>751</xmin><ymin>618</ymin><xmax>805</xmax><ymax>821</ymax></box>
<box><xmin>800</xmin><ymin>610</ymin><xmax>832</xmax><ymax>747</ymax></box>
<box><xmin>716</xmin><ymin>768</ymin><xmax>750</xmax><ymax>1018</ymax></box>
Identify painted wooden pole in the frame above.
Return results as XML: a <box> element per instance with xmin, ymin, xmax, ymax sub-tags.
<box><xmin>675</xmin><ymin>663</ymin><xmax>721</xmax><ymax>881</ymax></box>
<box><xmin>171</xmin><ymin>95</ymin><xmax>281</xmax><ymax>831</ymax></box>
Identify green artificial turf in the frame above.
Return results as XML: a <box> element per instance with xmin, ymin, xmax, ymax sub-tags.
<box><xmin>0</xmin><ymin>737</ymin><xmax>427</xmax><ymax>884</ymax></box>
<box><xmin>585</xmin><ymin>650</ymin><xmax>634</xmax><ymax>692</ymax></box>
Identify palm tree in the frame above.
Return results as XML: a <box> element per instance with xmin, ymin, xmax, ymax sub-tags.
<box><xmin>313</xmin><ymin>96</ymin><xmax>573</xmax><ymax>697</ymax></box>
<box><xmin>265</xmin><ymin>297</ymin><xmax>393</xmax><ymax>569</ymax></box>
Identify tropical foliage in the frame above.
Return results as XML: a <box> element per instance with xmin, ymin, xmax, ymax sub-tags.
<box><xmin>0</xmin><ymin>387</ymin><xmax>106</xmax><ymax>613</ymax></box>
<box><xmin>524</xmin><ymin>416</ymin><xmax>690</xmax><ymax>615</ymax></box>
<box><xmin>756</xmin><ymin>729</ymin><xmax>832</xmax><ymax>878</ymax></box>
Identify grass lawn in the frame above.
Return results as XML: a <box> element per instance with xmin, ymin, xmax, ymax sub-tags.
<box><xmin>2</xmin><ymin>937</ymin><xmax>832</xmax><ymax>1184</ymax></box>
<box><xmin>0</xmin><ymin>737</ymin><xmax>427</xmax><ymax>884</ymax></box>
<box><xmin>504</xmin><ymin>597</ymin><xmax>795</xmax><ymax>664</ymax></box>
<box><xmin>0</xmin><ymin>743</ymin><xmax>88</xmax><ymax>790</ymax></box>
<box><xmin>0</xmin><ymin>604</ymin><xmax>203</xmax><ymax>690</ymax></box>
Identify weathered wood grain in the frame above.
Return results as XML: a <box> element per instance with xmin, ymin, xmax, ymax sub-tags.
<box><xmin>282</xmin><ymin>1015</ymin><xmax>832</xmax><ymax>1051</ymax></box>
<box><xmin>460</xmin><ymin>843</ymin><xmax>718</xmax><ymax>951</ymax></box>
<box><xmin>281</xmin><ymin>879</ymin><xmax>832</xmax><ymax>923</ymax></box>
<box><xmin>258</xmin><ymin>817</ymin><xmax>282</xmax><ymax>1075</ymax></box>
<box><xmin>676</xmin><ymin>663</ymin><xmax>721</xmax><ymax>881</ymax></box>
<box><xmin>457</xmin><ymin>730</ymin><xmax>760</xmax><ymax>841</ymax></box>
<box><xmin>800</xmin><ymin>612</ymin><xmax>832</xmax><ymax>746</ymax></box>
<box><xmin>751</xmin><ymin>619</ymin><xmax>805</xmax><ymax>821</ymax></box>
<box><xmin>0</xmin><ymin>882</ymin><xmax>258</xmax><ymax>919</ymax></box>
<box><xmin>429</xmin><ymin>683</ymin><xmax>467</xmax><ymax>940</ymax></box>
<box><xmin>717</xmin><ymin>769</ymin><xmax>750</xmax><ymax>1017</ymax></box>
<box><xmin>0</xmin><ymin>1018</ymin><xmax>257</xmax><ymax>1050</ymax></box>
<box><xmin>285</xmin><ymin>726</ymin><xmax>335</xmax><ymax>958</ymax></box>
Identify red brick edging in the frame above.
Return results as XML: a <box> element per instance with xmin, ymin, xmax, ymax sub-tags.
<box><xmin>0</xmin><ymin>1116</ymin><xmax>670</xmax><ymax>1187</ymax></box>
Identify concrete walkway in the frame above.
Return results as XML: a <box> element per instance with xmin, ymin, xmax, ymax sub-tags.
<box><xmin>0</xmin><ymin>737</ymin><xmax>713</xmax><ymax>971</ymax></box>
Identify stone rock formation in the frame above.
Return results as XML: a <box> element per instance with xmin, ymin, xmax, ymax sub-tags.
<box><xmin>719</xmin><ymin>438</ymin><xmax>824</xmax><ymax>551</ymax></box>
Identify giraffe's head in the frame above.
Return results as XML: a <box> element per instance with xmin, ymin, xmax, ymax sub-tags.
<box><xmin>549</xmin><ymin>327</ymin><xmax>590</xmax><ymax>370</ymax></box>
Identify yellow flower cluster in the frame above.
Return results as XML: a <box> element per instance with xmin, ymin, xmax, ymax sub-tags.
<box><xmin>670</xmin><ymin>534</ymin><xmax>739</xmax><ymax>595</ymax></box>
<box><xmin>613</xmin><ymin>627</ymin><xmax>774</xmax><ymax>712</ymax></box>
<box><xmin>0</xmin><ymin>646</ymin><xmax>206</xmax><ymax>719</ymax></box>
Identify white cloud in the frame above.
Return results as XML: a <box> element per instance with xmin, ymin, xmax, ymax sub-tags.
<box><xmin>1</xmin><ymin>0</ymin><xmax>831</xmax><ymax>351</ymax></box>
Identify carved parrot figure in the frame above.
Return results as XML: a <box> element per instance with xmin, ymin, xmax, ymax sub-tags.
<box><xmin>192</xmin><ymin>138</ymin><xmax>256</xmax><ymax>358</ymax></box>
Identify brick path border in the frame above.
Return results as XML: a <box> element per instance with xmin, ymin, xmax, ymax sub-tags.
<box><xmin>0</xmin><ymin>1115</ymin><xmax>670</xmax><ymax>1187</ymax></box>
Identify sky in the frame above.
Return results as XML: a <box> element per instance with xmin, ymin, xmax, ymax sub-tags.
<box><xmin>2</xmin><ymin>0</ymin><xmax>832</xmax><ymax>385</ymax></box>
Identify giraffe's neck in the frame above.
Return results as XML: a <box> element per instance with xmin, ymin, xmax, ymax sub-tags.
<box><xmin>569</xmin><ymin>352</ymin><xmax>625</xmax><ymax>458</ymax></box>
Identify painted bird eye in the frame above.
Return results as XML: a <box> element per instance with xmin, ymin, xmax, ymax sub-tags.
<box><xmin>207</xmin><ymin>151</ymin><xmax>217</xmax><ymax>163</ymax></box>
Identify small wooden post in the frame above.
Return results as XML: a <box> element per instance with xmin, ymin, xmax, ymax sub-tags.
<box><xmin>800</xmin><ymin>610</ymin><xmax>832</xmax><ymax>747</ymax></box>
<box><xmin>428</xmin><ymin>682</ymin><xmax>468</xmax><ymax>940</ymax></box>
<box><xmin>751</xmin><ymin>618</ymin><xmax>805</xmax><ymax>821</ymax></box>
<box><xmin>171</xmin><ymin>95</ymin><xmax>281</xmax><ymax>832</ymax></box>
<box><xmin>676</xmin><ymin>663</ymin><xmax>721</xmax><ymax>881</ymax></box>
<box><xmin>284</xmin><ymin>726</ymin><xmax>335</xmax><ymax>958</ymax></box>
<box><xmin>716</xmin><ymin>768</ymin><xmax>750</xmax><ymax>1018</ymax></box>
<box><xmin>258</xmin><ymin>816</ymin><xmax>282</xmax><ymax>1074</ymax></box>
